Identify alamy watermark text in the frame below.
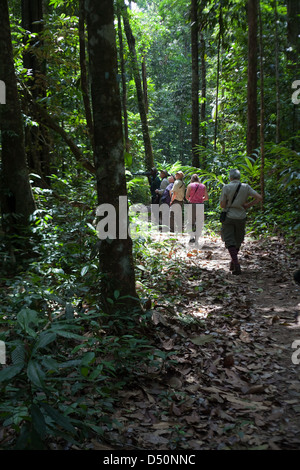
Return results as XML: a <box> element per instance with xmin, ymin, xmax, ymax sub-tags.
<box><xmin>0</xmin><ymin>80</ymin><xmax>5</xmax><ymax>104</ymax></box>
<box><xmin>95</xmin><ymin>197</ymin><xmax>204</xmax><ymax>241</ymax></box>
<box><xmin>292</xmin><ymin>80</ymin><xmax>300</xmax><ymax>104</ymax></box>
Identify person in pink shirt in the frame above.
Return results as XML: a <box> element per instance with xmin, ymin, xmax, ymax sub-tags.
<box><xmin>186</xmin><ymin>174</ymin><xmax>209</xmax><ymax>243</ymax></box>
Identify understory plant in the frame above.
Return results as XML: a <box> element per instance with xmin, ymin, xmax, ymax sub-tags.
<box><xmin>0</xmin><ymin>298</ymin><xmax>166</xmax><ymax>449</ymax></box>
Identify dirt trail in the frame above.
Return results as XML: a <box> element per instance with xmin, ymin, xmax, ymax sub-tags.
<box><xmin>100</xmin><ymin>234</ymin><xmax>300</xmax><ymax>451</ymax></box>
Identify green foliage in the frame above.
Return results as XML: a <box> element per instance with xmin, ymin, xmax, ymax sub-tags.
<box><xmin>0</xmin><ymin>177</ymin><xmax>177</xmax><ymax>449</ymax></box>
<box><xmin>1</xmin><ymin>0</ymin><xmax>299</xmax><ymax>450</ymax></box>
<box><xmin>0</xmin><ymin>308</ymin><xmax>111</xmax><ymax>449</ymax></box>
<box><xmin>0</xmin><ymin>273</ymin><xmax>166</xmax><ymax>449</ymax></box>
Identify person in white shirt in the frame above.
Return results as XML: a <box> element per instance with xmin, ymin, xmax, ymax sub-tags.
<box><xmin>170</xmin><ymin>171</ymin><xmax>185</xmax><ymax>232</ymax></box>
<box><xmin>170</xmin><ymin>171</ymin><xmax>185</xmax><ymax>205</ymax></box>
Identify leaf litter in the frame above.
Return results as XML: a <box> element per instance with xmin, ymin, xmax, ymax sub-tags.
<box><xmin>97</xmin><ymin>234</ymin><xmax>300</xmax><ymax>450</ymax></box>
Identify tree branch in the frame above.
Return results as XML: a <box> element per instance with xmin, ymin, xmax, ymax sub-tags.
<box><xmin>21</xmin><ymin>83</ymin><xmax>95</xmax><ymax>174</ymax></box>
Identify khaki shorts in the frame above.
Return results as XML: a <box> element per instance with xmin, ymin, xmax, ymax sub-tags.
<box><xmin>221</xmin><ymin>217</ymin><xmax>246</xmax><ymax>249</ymax></box>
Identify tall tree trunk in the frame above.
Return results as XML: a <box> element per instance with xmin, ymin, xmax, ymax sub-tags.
<box><xmin>85</xmin><ymin>0</ymin><xmax>140</xmax><ymax>312</ymax></box>
<box><xmin>21</xmin><ymin>0</ymin><xmax>51</xmax><ymax>182</ymax></box>
<box><xmin>258</xmin><ymin>1</ymin><xmax>265</xmax><ymax>209</ymax></box>
<box><xmin>200</xmin><ymin>31</ymin><xmax>207</xmax><ymax>156</ymax></box>
<box><xmin>0</xmin><ymin>0</ymin><xmax>36</xmax><ymax>236</ymax></box>
<box><xmin>287</xmin><ymin>0</ymin><xmax>300</xmax><ymax>67</ymax></box>
<box><xmin>78</xmin><ymin>0</ymin><xmax>94</xmax><ymax>152</ymax></box>
<box><xmin>274</xmin><ymin>0</ymin><xmax>280</xmax><ymax>144</ymax></box>
<box><xmin>121</xmin><ymin>3</ymin><xmax>154</xmax><ymax>170</ymax></box>
<box><xmin>191</xmin><ymin>0</ymin><xmax>199</xmax><ymax>167</ymax></box>
<box><xmin>247</xmin><ymin>0</ymin><xmax>258</xmax><ymax>156</ymax></box>
<box><xmin>142</xmin><ymin>56</ymin><xmax>149</xmax><ymax>115</ymax></box>
<box><xmin>117</xmin><ymin>11</ymin><xmax>130</xmax><ymax>153</ymax></box>
<box><xmin>214</xmin><ymin>10</ymin><xmax>223</xmax><ymax>151</ymax></box>
<box><xmin>287</xmin><ymin>0</ymin><xmax>300</xmax><ymax>146</ymax></box>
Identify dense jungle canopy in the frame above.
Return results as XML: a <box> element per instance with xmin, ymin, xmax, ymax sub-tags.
<box><xmin>0</xmin><ymin>0</ymin><xmax>299</xmax><ymax>452</ymax></box>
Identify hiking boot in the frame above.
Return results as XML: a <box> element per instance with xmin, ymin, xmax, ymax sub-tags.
<box><xmin>232</xmin><ymin>264</ymin><xmax>241</xmax><ymax>275</ymax></box>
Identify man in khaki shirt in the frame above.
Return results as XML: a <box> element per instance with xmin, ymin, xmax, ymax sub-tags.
<box><xmin>220</xmin><ymin>169</ymin><xmax>262</xmax><ymax>274</ymax></box>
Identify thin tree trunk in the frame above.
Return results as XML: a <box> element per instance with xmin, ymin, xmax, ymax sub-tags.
<box><xmin>274</xmin><ymin>0</ymin><xmax>280</xmax><ymax>144</ymax></box>
<box><xmin>121</xmin><ymin>2</ymin><xmax>154</xmax><ymax>170</ymax></box>
<box><xmin>0</xmin><ymin>0</ymin><xmax>36</xmax><ymax>234</ymax></box>
<box><xmin>21</xmin><ymin>0</ymin><xmax>51</xmax><ymax>182</ymax></box>
<box><xmin>142</xmin><ymin>56</ymin><xmax>149</xmax><ymax>115</ymax></box>
<box><xmin>85</xmin><ymin>0</ymin><xmax>140</xmax><ymax>312</ymax></box>
<box><xmin>78</xmin><ymin>0</ymin><xmax>94</xmax><ymax>152</ymax></box>
<box><xmin>117</xmin><ymin>11</ymin><xmax>130</xmax><ymax>153</ymax></box>
<box><xmin>287</xmin><ymin>0</ymin><xmax>300</xmax><ymax>147</ymax></box>
<box><xmin>287</xmin><ymin>0</ymin><xmax>300</xmax><ymax>64</ymax></box>
<box><xmin>214</xmin><ymin>10</ymin><xmax>222</xmax><ymax>151</ymax></box>
<box><xmin>258</xmin><ymin>1</ymin><xmax>265</xmax><ymax>209</ymax></box>
<box><xmin>198</xmin><ymin>0</ymin><xmax>208</xmax><ymax>165</ymax></box>
<box><xmin>247</xmin><ymin>0</ymin><xmax>258</xmax><ymax>156</ymax></box>
<box><xmin>200</xmin><ymin>31</ymin><xmax>207</xmax><ymax>154</ymax></box>
<box><xmin>191</xmin><ymin>0</ymin><xmax>199</xmax><ymax>167</ymax></box>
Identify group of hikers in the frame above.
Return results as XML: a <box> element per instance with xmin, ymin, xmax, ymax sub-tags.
<box><xmin>145</xmin><ymin>167</ymin><xmax>263</xmax><ymax>275</ymax></box>
<box><xmin>149</xmin><ymin>168</ymin><xmax>209</xmax><ymax>207</ymax></box>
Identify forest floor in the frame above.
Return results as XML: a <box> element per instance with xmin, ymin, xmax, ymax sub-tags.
<box><xmin>95</xmin><ymin>232</ymin><xmax>300</xmax><ymax>451</ymax></box>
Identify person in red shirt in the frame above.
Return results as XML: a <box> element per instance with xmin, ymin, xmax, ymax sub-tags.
<box><xmin>186</xmin><ymin>174</ymin><xmax>209</xmax><ymax>243</ymax></box>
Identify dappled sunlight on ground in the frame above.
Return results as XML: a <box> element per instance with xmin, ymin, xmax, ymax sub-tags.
<box><xmin>107</xmin><ymin>233</ymin><xmax>300</xmax><ymax>450</ymax></box>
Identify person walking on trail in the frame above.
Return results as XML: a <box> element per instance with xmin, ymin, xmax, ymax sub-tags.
<box><xmin>170</xmin><ymin>171</ymin><xmax>185</xmax><ymax>206</ymax></box>
<box><xmin>220</xmin><ymin>169</ymin><xmax>262</xmax><ymax>275</ymax></box>
<box><xmin>170</xmin><ymin>171</ymin><xmax>185</xmax><ymax>233</ymax></box>
<box><xmin>155</xmin><ymin>170</ymin><xmax>169</xmax><ymax>203</ymax></box>
<box><xmin>155</xmin><ymin>171</ymin><xmax>172</xmax><ymax>229</ymax></box>
<box><xmin>148</xmin><ymin>167</ymin><xmax>161</xmax><ymax>204</ymax></box>
<box><xmin>186</xmin><ymin>174</ymin><xmax>209</xmax><ymax>243</ymax></box>
<box><xmin>160</xmin><ymin>174</ymin><xmax>175</xmax><ymax>206</ymax></box>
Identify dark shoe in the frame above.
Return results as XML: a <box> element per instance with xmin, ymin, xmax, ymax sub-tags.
<box><xmin>189</xmin><ymin>238</ymin><xmax>195</xmax><ymax>243</ymax></box>
<box><xmin>232</xmin><ymin>264</ymin><xmax>241</xmax><ymax>275</ymax></box>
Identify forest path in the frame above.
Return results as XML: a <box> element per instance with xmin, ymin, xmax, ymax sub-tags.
<box><xmin>99</xmin><ymin>234</ymin><xmax>300</xmax><ymax>451</ymax></box>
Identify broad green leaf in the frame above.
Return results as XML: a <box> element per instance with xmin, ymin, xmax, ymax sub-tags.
<box><xmin>27</xmin><ymin>360</ymin><xmax>46</xmax><ymax>388</ymax></box>
<box><xmin>136</xmin><ymin>264</ymin><xmax>149</xmax><ymax>272</ymax></box>
<box><xmin>41</xmin><ymin>356</ymin><xmax>59</xmax><ymax>372</ymax></box>
<box><xmin>17</xmin><ymin>309</ymin><xmax>39</xmax><ymax>338</ymax></box>
<box><xmin>81</xmin><ymin>351</ymin><xmax>95</xmax><ymax>366</ymax></box>
<box><xmin>81</xmin><ymin>266</ymin><xmax>89</xmax><ymax>277</ymax></box>
<box><xmin>124</xmin><ymin>151</ymin><xmax>133</xmax><ymax>167</ymax></box>
<box><xmin>55</xmin><ymin>330</ymin><xmax>84</xmax><ymax>340</ymax></box>
<box><xmin>31</xmin><ymin>404</ymin><xmax>47</xmax><ymax>439</ymax></box>
<box><xmin>0</xmin><ymin>364</ymin><xmax>24</xmax><ymax>382</ymax></box>
<box><xmin>32</xmin><ymin>331</ymin><xmax>57</xmax><ymax>354</ymax></box>
<box><xmin>80</xmin><ymin>366</ymin><xmax>89</xmax><ymax>377</ymax></box>
<box><xmin>114</xmin><ymin>290</ymin><xmax>120</xmax><ymax>299</ymax></box>
<box><xmin>41</xmin><ymin>404</ymin><xmax>76</xmax><ymax>433</ymax></box>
